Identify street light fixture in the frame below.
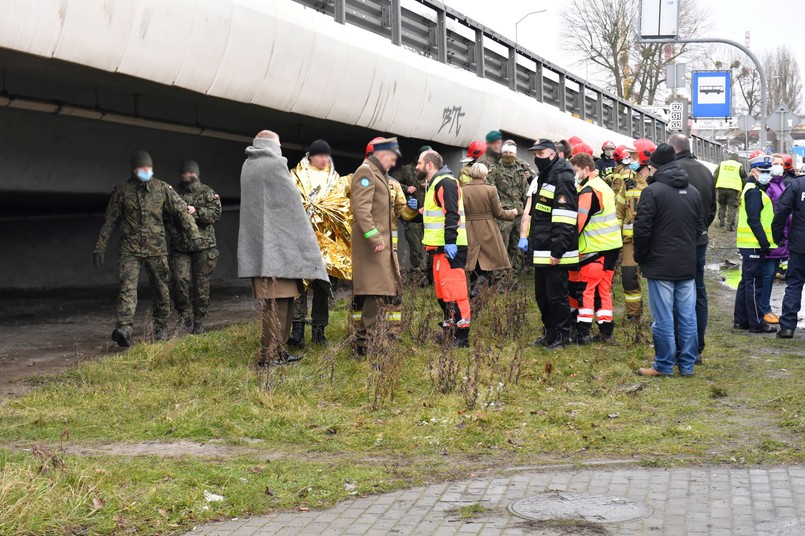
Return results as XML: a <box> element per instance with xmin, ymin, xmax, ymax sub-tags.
<box><xmin>515</xmin><ymin>10</ymin><xmax>547</xmax><ymax>48</ymax></box>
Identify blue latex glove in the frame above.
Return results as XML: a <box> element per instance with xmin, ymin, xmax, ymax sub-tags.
<box><xmin>444</xmin><ymin>244</ymin><xmax>458</xmax><ymax>259</ymax></box>
<box><xmin>407</xmin><ymin>198</ymin><xmax>418</xmax><ymax>210</ymax></box>
<box><xmin>517</xmin><ymin>237</ymin><xmax>529</xmax><ymax>253</ymax></box>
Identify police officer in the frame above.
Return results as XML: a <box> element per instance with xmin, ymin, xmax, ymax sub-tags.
<box><xmin>393</xmin><ymin>145</ymin><xmax>431</xmax><ymax>271</ymax></box>
<box><xmin>518</xmin><ymin>139</ymin><xmax>579</xmax><ymax>349</ymax></box>
<box><xmin>714</xmin><ymin>153</ymin><xmax>746</xmax><ymax>231</ymax></box>
<box><xmin>487</xmin><ymin>140</ymin><xmax>531</xmax><ymax>273</ymax></box>
<box><xmin>166</xmin><ymin>160</ymin><xmax>222</xmax><ymax>335</ymax></box>
<box><xmin>772</xmin><ymin>158</ymin><xmax>805</xmax><ymax>339</ymax></box>
<box><xmin>94</xmin><ymin>151</ymin><xmax>200</xmax><ymax>347</ymax></box>
<box><xmin>733</xmin><ymin>155</ymin><xmax>778</xmax><ymax>334</ymax></box>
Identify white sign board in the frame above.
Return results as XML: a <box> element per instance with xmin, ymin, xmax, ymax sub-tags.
<box><xmin>669</xmin><ymin>102</ymin><xmax>683</xmax><ymax>131</ymax></box>
<box><xmin>639</xmin><ymin>0</ymin><xmax>680</xmax><ymax>40</ymax></box>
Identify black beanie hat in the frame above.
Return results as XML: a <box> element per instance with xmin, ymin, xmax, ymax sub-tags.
<box><xmin>181</xmin><ymin>159</ymin><xmax>200</xmax><ymax>175</ymax></box>
<box><xmin>308</xmin><ymin>139</ymin><xmax>331</xmax><ymax>157</ymax></box>
<box><xmin>650</xmin><ymin>143</ymin><xmax>676</xmax><ymax>169</ymax></box>
<box><xmin>131</xmin><ymin>150</ymin><xmax>153</xmax><ymax>169</ymax></box>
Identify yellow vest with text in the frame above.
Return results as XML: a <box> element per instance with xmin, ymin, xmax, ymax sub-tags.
<box><xmin>578</xmin><ymin>176</ymin><xmax>623</xmax><ymax>255</ymax></box>
<box><xmin>736</xmin><ymin>183</ymin><xmax>777</xmax><ymax>250</ymax></box>
<box><xmin>716</xmin><ymin>160</ymin><xmax>743</xmax><ymax>191</ymax></box>
<box><xmin>422</xmin><ymin>174</ymin><xmax>468</xmax><ymax>247</ymax></box>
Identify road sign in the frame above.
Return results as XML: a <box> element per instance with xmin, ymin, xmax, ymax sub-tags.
<box><xmin>665</xmin><ymin>63</ymin><xmax>686</xmax><ymax>89</ymax></box>
<box><xmin>773</xmin><ymin>103</ymin><xmax>800</xmax><ymax>130</ymax></box>
<box><xmin>691</xmin><ymin>71</ymin><xmax>731</xmax><ymax>118</ymax></box>
<box><xmin>669</xmin><ymin>102</ymin><xmax>683</xmax><ymax>131</ymax></box>
<box><xmin>639</xmin><ymin>0</ymin><xmax>680</xmax><ymax>40</ymax></box>
<box><xmin>736</xmin><ymin>114</ymin><xmax>756</xmax><ymax>132</ymax></box>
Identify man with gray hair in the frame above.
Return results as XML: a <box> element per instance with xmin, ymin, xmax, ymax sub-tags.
<box><xmin>237</xmin><ymin>130</ymin><xmax>329</xmax><ymax>366</ymax></box>
<box><xmin>668</xmin><ymin>133</ymin><xmax>716</xmax><ymax>364</ymax></box>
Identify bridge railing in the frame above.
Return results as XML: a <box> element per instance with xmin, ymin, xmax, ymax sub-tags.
<box><xmin>292</xmin><ymin>0</ymin><xmax>723</xmax><ymax>163</ymax></box>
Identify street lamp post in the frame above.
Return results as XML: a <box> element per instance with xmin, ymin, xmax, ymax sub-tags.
<box><xmin>515</xmin><ymin>10</ymin><xmax>547</xmax><ymax>48</ymax></box>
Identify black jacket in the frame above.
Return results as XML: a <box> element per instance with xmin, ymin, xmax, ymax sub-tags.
<box><xmin>675</xmin><ymin>151</ymin><xmax>715</xmax><ymax>246</ymax></box>
<box><xmin>528</xmin><ymin>156</ymin><xmax>578</xmax><ymax>264</ymax></box>
<box><xmin>595</xmin><ymin>154</ymin><xmax>617</xmax><ymax>178</ymax></box>
<box><xmin>633</xmin><ymin>161</ymin><xmax>704</xmax><ymax>280</ymax></box>
<box><xmin>773</xmin><ymin>175</ymin><xmax>805</xmax><ymax>255</ymax></box>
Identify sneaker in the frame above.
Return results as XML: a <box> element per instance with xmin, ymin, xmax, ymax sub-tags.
<box><xmin>763</xmin><ymin>313</ymin><xmax>780</xmax><ymax>325</ymax></box>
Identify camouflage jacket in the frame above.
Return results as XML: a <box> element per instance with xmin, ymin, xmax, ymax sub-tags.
<box><xmin>476</xmin><ymin>148</ymin><xmax>500</xmax><ymax>171</ymax></box>
<box><xmin>392</xmin><ymin>162</ymin><xmax>425</xmax><ymax>205</ymax></box>
<box><xmin>94</xmin><ymin>177</ymin><xmax>200</xmax><ymax>257</ymax></box>
<box><xmin>166</xmin><ymin>180</ymin><xmax>222</xmax><ymax>252</ymax></box>
<box><xmin>486</xmin><ymin>155</ymin><xmax>531</xmax><ymax>212</ymax></box>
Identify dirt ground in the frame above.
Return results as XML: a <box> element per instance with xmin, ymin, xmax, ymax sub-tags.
<box><xmin>0</xmin><ymin>283</ymin><xmax>258</xmax><ymax>399</ymax></box>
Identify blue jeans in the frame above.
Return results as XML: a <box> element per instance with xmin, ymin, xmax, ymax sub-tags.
<box><xmin>695</xmin><ymin>244</ymin><xmax>708</xmax><ymax>354</ymax></box>
<box><xmin>780</xmin><ymin>251</ymin><xmax>805</xmax><ymax>331</ymax></box>
<box><xmin>759</xmin><ymin>259</ymin><xmax>780</xmax><ymax>315</ymax></box>
<box><xmin>648</xmin><ymin>279</ymin><xmax>698</xmax><ymax>376</ymax></box>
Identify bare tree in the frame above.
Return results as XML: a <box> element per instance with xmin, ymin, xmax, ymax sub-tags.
<box><xmin>764</xmin><ymin>45</ymin><xmax>803</xmax><ymax>113</ymax></box>
<box><xmin>707</xmin><ymin>47</ymin><xmax>761</xmax><ymax>118</ymax></box>
<box><xmin>562</xmin><ymin>0</ymin><xmax>710</xmax><ymax>105</ymax></box>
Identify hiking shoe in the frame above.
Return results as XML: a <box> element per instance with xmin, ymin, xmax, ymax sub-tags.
<box><xmin>763</xmin><ymin>312</ymin><xmax>780</xmax><ymax>325</ymax></box>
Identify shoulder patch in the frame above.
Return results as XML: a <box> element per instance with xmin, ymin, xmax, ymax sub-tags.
<box><xmin>360</xmin><ymin>178</ymin><xmax>370</xmax><ymax>187</ymax></box>
<box><xmin>213</xmin><ymin>194</ymin><xmax>220</xmax><ymax>199</ymax></box>
<box><xmin>557</xmin><ymin>195</ymin><xmax>567</xmax><ymax>204</ymax></box>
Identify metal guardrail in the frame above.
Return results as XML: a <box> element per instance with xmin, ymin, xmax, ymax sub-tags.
<box><xmin>293</xmin><ymin>0</ymin><xmax>723</xmax><ymax>163</ymax></box>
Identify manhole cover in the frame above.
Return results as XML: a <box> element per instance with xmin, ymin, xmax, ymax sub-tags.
<box><xmin>508</xmin><ymin>492</ymin><xmax>653</xmax><ymax>524</ymax></box>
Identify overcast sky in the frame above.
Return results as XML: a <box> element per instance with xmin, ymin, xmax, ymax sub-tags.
<box><xmin>443</xmin><ymin>0</ymin><xmax>804</xmax><ymax>107</ymax></box>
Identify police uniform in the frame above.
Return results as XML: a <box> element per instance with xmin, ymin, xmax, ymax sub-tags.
<box><xmin>772</xmin><ymin>173</ymin><xmax>805</xmax><ymax>337</ymax></box>
<box><xmin>714</xmin><ymin>157</ymin><xmax>745</xmax><ymax>230</ymax></box>
<box><xmin>734</xmin><ymin>156</ymin><xmax>777</xmax><ymax>333</ymax></box>
<box><xmin>94</xmin><ymin>151</ymin><xmax>200</xmax><ymax>346</ymax></box>
<box><xmin>166</xmin><ymin>160</ymin><xmax>222</xmax><ymax>333</ymax></box>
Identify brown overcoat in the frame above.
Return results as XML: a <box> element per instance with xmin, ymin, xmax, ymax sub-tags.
<box><xmin>350</xmin><ymin>156</ymin><xmax>403</xmax><ymax>297</ymax></box>
<box><xmin>462</xmin><ymin>179</ymin><xmax>518</xmax><ymax>271</ymax></box>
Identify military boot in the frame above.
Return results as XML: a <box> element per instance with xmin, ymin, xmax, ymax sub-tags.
<box><xmin>575</xmin><ymin>323</ymin><xmax>592</xmax><ymax>345</ymax></box>
<box><xmin>154</xmin><ymin>325</ymin><xmax>169</xmax><ymax>342</ymax></box>
<box><xmin>312</xmin><ymin>325</ymin><xmax>327</xmax><ymax>346</ymax></box>
<box><xmin>528</xmin><ymin>328</ymin><xmax>553</xmax><ymax>347</ymax></box>
<box><xmin>546</xmin><ymin>329</ymin><xmax>572</xmax><ymax>350</ymax></box>
<box><xmin>287</xmin><ymin>321</ymin><xmax>305</xmax><ymax>349</ymax></box>
<box><xmin>454</xmin><ymin>320</ymin><xmax>471</xmax><ymax>348</ymax></box>
<box><xmin>177</xmin><ymin>315</ymin><xmax>193</xmax><ymax>331</ymax></box>
<box><xmin>192</xmin><ymin>322</ymin><xmax>205</xmax><ymax>335</ymax></box>
<box><xmin>111</xmin><ymin>327</ymin><xmax>131</xmax><ymax>348</ymax></box>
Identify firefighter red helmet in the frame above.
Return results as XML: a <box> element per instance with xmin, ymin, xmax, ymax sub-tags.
<box><xmin>749</xmin><ymin>150</ymin><xmax>763</xmax><ymax>160</ymax></box>
<box><xmin>572</xmin><ymin>142</ymin><xmax>594</xmax><ymax>156</ymax></box>
<box><xmin>634</xmin><ymin>139</ymin><xmax>657</xmax><ymax>166</ymax></box>
<box><xmin>461</xmin><ymin>140</ymin><xmax>487</xmax><ymax>163</ymax></box>
<box><xmin>569</xmin><ymin>135</ymin><xmax>584</xmax><ymax>147</ymax></box>
<box><xmin>365</xmin><ymin>136</ymin><xmax>386</xmax><ymax>157</ymax></box>
<box><xmin>613</xmin><ymin>145</ymin><xmax>633</xmax><ymax>164</ymax></box>
<box><xmin>782</xmin><ymin>154</ymin><xmax>794</xmax><ymax>172</ymax></box>
<box><xmin>601</xmin><ymin>140</ymin><xmax>616</xmax><ymax>151</ymax></box>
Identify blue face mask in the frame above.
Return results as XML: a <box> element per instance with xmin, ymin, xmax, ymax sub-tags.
<box><xmin>629</xmin><ymin>162</ymin><xmax>640</xmax><ymax>171</ymax></box>
<box><xmin>136</xmin><ymin>169</ymin><xmax>153</xmax><ymax>182</ymax></box>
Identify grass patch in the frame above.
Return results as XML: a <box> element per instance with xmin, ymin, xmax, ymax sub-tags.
<box><xmin>0</xmin><ymin>275</ymin><xmax>803</xmax><ymax>534</ymax></box>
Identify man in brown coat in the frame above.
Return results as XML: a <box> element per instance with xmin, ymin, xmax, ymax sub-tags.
<box><xmin>350</xmin><ymin>137</ymin><xmax>404</xmax><ymax>356</ymax></box>
<box><xmin>462</xmin><ymin>162</ymin><xmax>519</xmax><ymax>297</ymax></box>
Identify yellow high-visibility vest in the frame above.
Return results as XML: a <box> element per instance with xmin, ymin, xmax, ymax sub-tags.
<box><xmin>422</xmin><ymin>174</ymin><xmax>468</xmax><ymax>247</ymax></box>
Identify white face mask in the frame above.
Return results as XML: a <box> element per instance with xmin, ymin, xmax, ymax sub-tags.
<box><xmin>621</xmin><ymin>156</ymin><xmax>631</xmax><ymax>165</ymax></box>
<box><xmin>757</xmin><ymin>171</ymin><xmax>772</xmax><ymax>185</ymax></box>
<box><xmin>770</xmin><ymin>164</ymin><xmax>784</xmax><ymax>177</ymax></box>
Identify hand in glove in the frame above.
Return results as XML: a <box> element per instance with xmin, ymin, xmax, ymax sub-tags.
<box><xmin>444</xmin><ymin>244</ymin><xmax>458</xmax><ymax>260</ymax></box>
<box><xmin>517</xmin><ymin>237</ymin><xmax>529</xmax><ymax>253</ymax></box>
<box><xmin>407</xmin><ymin>198</ymin><xmax>418</xmax><ymax>210</ymax></box>
<box><xmin>93</xmin><ymin>253</ymin><xmax>105</xmax><ymax>268</ymax></box>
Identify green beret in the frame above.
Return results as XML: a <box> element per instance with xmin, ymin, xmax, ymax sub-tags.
<box><xmin>485</xmin><ymin>130</ymin><xmax>502</xmax><ymax>143</ymax></box>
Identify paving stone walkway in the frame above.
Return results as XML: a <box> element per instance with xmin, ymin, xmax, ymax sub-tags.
<box><xmin>188</xmin><ymin>465</ymin><xmax>805</xmax><ymax>535</ymax></box>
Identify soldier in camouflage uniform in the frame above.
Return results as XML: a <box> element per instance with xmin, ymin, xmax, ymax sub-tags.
<box><xmin>165</xmin><ymin>160</ymin><xmax>222</xmax><ymax>335</ymax></box>
<box><xmin>476</xmin><ymin>130</ymin><xmax>503</xmax><ymax>171</ymax></box>
<box><xmin>93</xmin><ymin>151</ymin><xmax>200</xmax><ymax>347</ymax></box>
<box><xmin>392</xmin><ymin>145</ymin><xmax>430</xmax><ymax>271</ymax></box>
<box><xmin>486</xmin><ymin>140</ymin><xmax>532</xmax><ymax>273</ymax></box>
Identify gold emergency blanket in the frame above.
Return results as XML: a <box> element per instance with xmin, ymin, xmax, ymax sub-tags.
<box><xmin>291</xmin><ymin>158</ymin><xmax>353</xmax><ymax>280</ymax></box>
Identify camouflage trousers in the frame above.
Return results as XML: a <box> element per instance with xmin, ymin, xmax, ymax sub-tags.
<box><xmin>117</xmin><ymin>255</ymin><xmax>171</xmax><ymax>333</ymax></box>
<box><xmin>169</xmin><ymin>248</ymin><xmax>219</xmax><ymax>322</ymax></box>
<box><xmin>496</xmin><ymin>216</ymin><xmax>524</xmax><ymax>274</ymax></box>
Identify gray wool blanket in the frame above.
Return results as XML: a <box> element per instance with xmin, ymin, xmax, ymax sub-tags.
<box><xmin>237</xmin><ymin>137</ymin><xmax>328</xmax><ymax>282</ymax></box>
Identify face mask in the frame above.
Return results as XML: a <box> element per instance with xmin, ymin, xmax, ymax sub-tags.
<box><xmin>534</xmin><ymin>156</ymin><xmax>553</xmax><ymax>173</ymax></box>
<box><xmin>604</xmin><ymin>149</ymin><xmax>613</xmax><ymax>158</ymax></box>
<box><xmin>770</xmin><ymin>164</ymin><xmax>784</xmax><ymax>177</ymax></box>
<box><xmin>629</xmin><ymin>162</ymin><xmax>640</xmax><ymax>171</ymax></box>
<box><xmin>136</xmin><ymin>169</ymin><xmax>153</xmax><ymax>182</ymax></box>
<box><xmin>757</xmin><ymin>172</ymin><xmax>772</xmax><ymax>185</ymax></box>
<box><xmin>621</xmin><ymin>156</ymin><xmax>631</xmax><ymax>165</ymax></box>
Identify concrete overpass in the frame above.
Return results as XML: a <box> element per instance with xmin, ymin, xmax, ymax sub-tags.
<box><xmin>0</xmin><ymin>0</ymin><xmax>722</xmax><ymax>289</ymax></box>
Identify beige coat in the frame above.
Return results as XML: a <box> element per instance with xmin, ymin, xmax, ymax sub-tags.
<box><xmin>349</xmin><ymin>157</ymin><xmax>402</xmax><ymax>297</ymax></box>
<box><xmin>462</xmin><ymin>179</ymin><xmax>518</xmax><ymax>271</ymax></box>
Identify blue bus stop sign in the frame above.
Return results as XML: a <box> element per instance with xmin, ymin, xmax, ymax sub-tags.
<box><xmin>691</xmin><ymin>71</ymin><xmax>731</xmax><ymax>118</ymax></box>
